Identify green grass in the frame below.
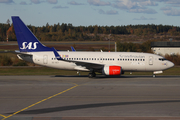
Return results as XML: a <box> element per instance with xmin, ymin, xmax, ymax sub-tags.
<box><xmin>0</xmin><ymin>66</ymin><xmax>179</xmax><ymax>76</ymax></box>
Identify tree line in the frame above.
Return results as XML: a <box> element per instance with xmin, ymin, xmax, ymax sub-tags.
<box><xmin>1</xmin><ymin>21</ymin><xmax>180</xmax><ymax>41</ymax></box>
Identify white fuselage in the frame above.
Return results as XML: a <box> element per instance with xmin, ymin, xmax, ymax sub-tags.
<box><xmin>19</xmin><ymin>51</ymin><xmax>174</xmax><ymax>73</ymax></box>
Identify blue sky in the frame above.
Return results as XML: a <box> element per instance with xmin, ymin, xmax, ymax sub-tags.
<box><xmin>1</xmin><ymin>0</ymin><xmax>180</xmax><ymax>27</ymax></box>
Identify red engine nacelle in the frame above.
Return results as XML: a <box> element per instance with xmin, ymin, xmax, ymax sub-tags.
<box><xmin>102</xmin><ymin>65</ymin><xmax>122</xmax><ymax>75</ymax></box>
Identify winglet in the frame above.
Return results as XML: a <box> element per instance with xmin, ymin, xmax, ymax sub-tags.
<box><xmin>71</xmin><ymin>46</ymin><xmax>76</xmax><ymax>51</ymax></box>
<box><xmin>52</xmin><ymin>47</ymin><xmax>62</xmax><ymax>60</ymax></box>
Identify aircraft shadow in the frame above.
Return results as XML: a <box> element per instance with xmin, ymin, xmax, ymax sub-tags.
<box><xmin>7</xmin><ymin>100</ymin><xmax>180</xmax><ymax>115</ymax></box>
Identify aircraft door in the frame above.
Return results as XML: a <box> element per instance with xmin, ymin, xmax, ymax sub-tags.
<box><xmin>149</xmin><ymin>56</ymin><xmax>153</xmax><ymax>65</ymax></box>
<box><xmin>43</xmin><ymin>55</ymin><xmax>48</xmax><ymax>64</ymax></box>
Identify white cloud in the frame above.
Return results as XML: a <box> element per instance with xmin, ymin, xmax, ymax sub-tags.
<box><xmin>163</xmin><ymin>8</ymin><xmax>180</xmax><ymax>16</ymax></box>
<box><xmin>112</xmin><ymin>0</ymin><xmax>157</xmax><ymax>14</ymax></box>
<box><xmin>113</xmin><ymin>0</ymin><xmax>138</xmax><ymax>9</ymax></box>
<box><xmin>129</xmin><ymin>8</ymin><xmax>157</xmax><ymax>14</ymax></box>
<box><xmin>165</xmin><ymin>0</ymin><xmax>180</xmax><ymax>7</ymax></box>
<box><xmin>106</xmin><ymin>10</ymin><xmax>118</xmax><ymax>15</ymax></box>
<box><xmin>158</xmin><ymin>1</ymin><xmax>180</xmax><ymax>15</ymax></box>
<box><xmin>31</xmin><ymin>0</ymin><xmax>42</xmax><ymax>4</ymax></box>
<box><xmin>154</xmin><ymin>0</ymin><xmax>180</xmax><ymax>7</ymax></box>
<box><xmin>99</xmin><ymin>9</ymin><xmax>118</xmax><ymax>15</ymax></box>
<box><xmin>47</xmin><ymin>0</ymin><xmax>57</xmax><ymax>4</ymax></box>
<box><xmin>165</xmin><ymin>0</ymin><xmax>180</xmax><ymax>4</ymax></box>
<box><xmin>53</xmin><ymin>5</ymin><xmax>68</xmax><ymax>9</ymax></box>
<box><xmin>68</xmin><ymin>1</ymin><xmax>84</xmax><ymax>5</ymax></box>
<box><xmin>20</xmin><ymin>1</ymin><xmax>27</xmax><ymax>5</ymax></box>
<box><xmin>133</xmin><ymin>16</ymin><xmax>156</xmax><ymax>20</ymax></box>
<box><xmin>139</xmin><ymin>0</ymin><xmax>158</xmax><ymax>6</ymax></box>
<box><xmin>0</xmin><ymin>0</ymin><xmax>14</xmax><ymax>4</ymax></box>
<box><xmin>87</xmin><ymin>0</ymin><xmax>111</xmax><ymax>6</ymax></box>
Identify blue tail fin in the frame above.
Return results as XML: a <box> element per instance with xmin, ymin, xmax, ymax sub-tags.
<box><xmin>12</xmin><ymin>16</ymin><xmax>52</xmax><ymax>52</ymax></box>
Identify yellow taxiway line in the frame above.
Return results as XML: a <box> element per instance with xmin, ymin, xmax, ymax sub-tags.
<box><xmin>1</xmin><ymin>83</ymin><xmax>79</xmax><ymax>120</ymax></box>
<box><xmin>0</xmin><ymin>114</ymin><xmax>7</xmax><ymax>119</ymax></box>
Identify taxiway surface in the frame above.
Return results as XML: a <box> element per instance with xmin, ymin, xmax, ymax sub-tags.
<box><xmin>0</xmin><ymin>75</ymin><xmax>180</xmax><ymax>120</ymax></box>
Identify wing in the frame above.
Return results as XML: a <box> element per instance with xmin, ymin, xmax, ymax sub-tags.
<box><xmin>52</xmin><ymin>47</ymin><xmax>104</xmax><ymax>71</ymax></box>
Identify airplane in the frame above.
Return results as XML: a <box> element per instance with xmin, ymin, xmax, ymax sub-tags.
<box><xmin>12</xmin><ymin>16</ymin><xmax>174</xmax><ymax>78</ymax></box>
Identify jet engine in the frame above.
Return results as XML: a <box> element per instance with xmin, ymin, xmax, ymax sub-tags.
<box><xmin>102</xmin><ymin>65</ymin><xmax>122</xmax><ymax>75</ymax></box>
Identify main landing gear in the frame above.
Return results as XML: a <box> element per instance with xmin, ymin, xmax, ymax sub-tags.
<box><xmin>88</xmin><ymin>71</ymin><xmax>96</xmax><ymax>78</ymax></box>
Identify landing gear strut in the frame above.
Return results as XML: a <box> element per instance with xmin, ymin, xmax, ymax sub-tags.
<box><xmin>153</xmin><ymin>74</ymin><xmax>156</xmax><ymax>78</ymax></box>
<box><xmin>88</xmin><ymin>71</ymin><xmax>96</xmax><ymax>78</ymax></box>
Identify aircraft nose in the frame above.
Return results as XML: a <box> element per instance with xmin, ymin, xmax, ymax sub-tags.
<box><xmin>169</xmin><ymin>61</ymin><xmax>174</xmax><ymax>68</ymax></box>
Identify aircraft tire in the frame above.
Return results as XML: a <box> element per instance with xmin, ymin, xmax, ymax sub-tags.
<box><xmin>88</xmin><ymin>73</ymin><xmax>93</xmax><ymax>78</ymax></box>
<box><xmin>88</xmin><ymin>72</ymin><xmax>96</xmax><ymax>78</ymax></box>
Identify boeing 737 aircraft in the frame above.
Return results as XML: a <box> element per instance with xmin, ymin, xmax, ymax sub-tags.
<box><xmin>12</xmin><ymin>16</ymin><xmax>174</xmax><ymax>78</ymax></box>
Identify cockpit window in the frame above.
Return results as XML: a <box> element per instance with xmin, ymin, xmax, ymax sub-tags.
<box><xmin>159</xmin><ymin>58</ymin><xmax>166</xmax><ymax>61</ymax></box>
